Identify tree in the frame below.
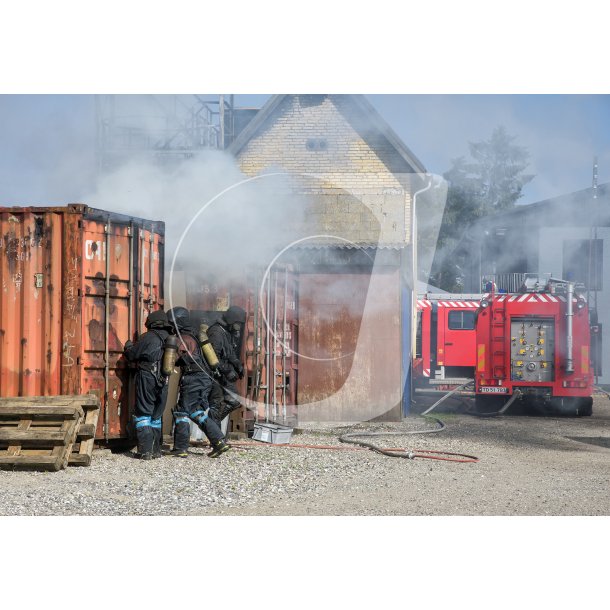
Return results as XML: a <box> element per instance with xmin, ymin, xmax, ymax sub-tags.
<box><xmin>467</xmin><ymin>126</ymin><xmax>534</xmax><ymax>212</ymax></box>
<box><xmin>429</xmin><ymin>126</ymin><xmax>534</xmax><ymax>291</ymax></box>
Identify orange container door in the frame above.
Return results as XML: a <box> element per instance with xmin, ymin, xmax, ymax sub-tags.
<box><xmin>137</xmin><ymin>227</ymin><xmax>164</xmax><ymax>330</ymax></box>
<box><xmin>0</xmin><ymin>211</ymin><xmax>63</xmax><ymax>396</ymax></box>
<box><xmin>81</xmin><ymin>219</ymin><xmax>136</xmax><ymax>438</ymax></box>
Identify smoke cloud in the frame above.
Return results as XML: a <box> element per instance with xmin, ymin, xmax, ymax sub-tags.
<box><xmin>85</xmin><ymin>150</ymin><xmax>309</xmax><ymax>279</ymax></box>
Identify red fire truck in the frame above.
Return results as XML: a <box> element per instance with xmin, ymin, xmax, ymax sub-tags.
<box><xmin>474</xmin><ymin>276</ymin><xmax>593</xmax><ymax>416</ymax></box>
<box><xmin>414</xmin><ymin>294</ymin><xmax>482</xmax><ymax>387</ymax></box>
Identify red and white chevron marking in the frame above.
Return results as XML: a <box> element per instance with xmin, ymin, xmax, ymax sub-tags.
<box><xmin>436</xmin><ymin>300</ymin><xmax>479</xmax><ymax>308</ymax></box>
<box><xmin>417</xmin><ymin>299</ymin><xmax>479</xmax><ymax>308</ymax></box>
<box><xmin>417</xmin><ymin>294</ymin><xmax>582</xmax><ymax>309</ymax></box>
<box><xmin>502</xmin><ymin>294</ymin><xmax>578</xmax><ymax>304</ymax></box>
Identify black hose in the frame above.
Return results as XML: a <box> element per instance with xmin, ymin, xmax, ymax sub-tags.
<box><xmin>466</xmin><ymin>389</ymin><xmax>522</xmax><ymax>417</ymax></box>
<box><xmin>420</xmin><ymin>380</ymin><xmax>474</xmax><ymax>415</ymax></box>
<box><xmin>338</xmin><ymin>415</ymin><xmax>445</xmax><ymax>459</ymax></box>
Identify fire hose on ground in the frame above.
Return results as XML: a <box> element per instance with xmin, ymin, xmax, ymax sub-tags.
<box><xmin>211</xmin><ymin>434</ymin><xmax>479</xmax><ymax>463</ymax></box>
<box><xmin>190</xmin><ymin>382</ymin><xmax>486</xmax><ymax>463</ymax></box>
<box><xmin>330</xmin><ymin>382</ymin><xmax>478</xmax><ymax>462</ymax></box>
<box><xmin>338</xmin><ymin>417</ymin><xmax>478</xmax><ymax>463</ymax></box>
<box><xmin>195</xmin><ymin>379</ymin><xmax>538</xmax><ymax>463</ymax></box>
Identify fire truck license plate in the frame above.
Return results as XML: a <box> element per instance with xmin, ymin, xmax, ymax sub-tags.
<box><xmin>479</xmin><ymin>386</ymin><xmax>509</xmax><ymax>394</ymax></box>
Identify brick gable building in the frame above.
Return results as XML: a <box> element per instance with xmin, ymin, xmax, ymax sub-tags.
<box><xmin>228</xmin><ymin>95</ymin><xmax>426</xmax><ymax>421</ymax></box>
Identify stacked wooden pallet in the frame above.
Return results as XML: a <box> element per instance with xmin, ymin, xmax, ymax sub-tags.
<box><xmin>68</xmin><ymin>397</ymin><xmax>101</xmax><ymax>467</ymax></box>
<box><xmin>0</xmin><ymin>395</ymin><xmax>101</xmax><ymax>471</ymax></box>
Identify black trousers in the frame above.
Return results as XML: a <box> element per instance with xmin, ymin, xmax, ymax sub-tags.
<box><xmin>209</xmin><ymin>378</ymin><xmax>241</xmax><ymax>408</ymax></box>
<box><xmin>173</xmin><ymin>372</ymin><xmax>224</xmax><ymax>451</ymax></box>
<box><xmin>208</xmin><ymin>378</ymin><xmax>241</xmax><ymax>426</ymax></box>
<box><xmin>134</xmin><ymin>370</ymin><xmax>168</xmax><ymax>454</ymax></box>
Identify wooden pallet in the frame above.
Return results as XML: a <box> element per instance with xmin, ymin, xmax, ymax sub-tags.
<box><xmin>68</xmin><ymin>399</ymin><xmax>101</xmax><ymax>467</ymax></box>
<box><xmin>0</xmin><ymin>395</ymin><xmax>98</xmax><ymax>471</ymax></box>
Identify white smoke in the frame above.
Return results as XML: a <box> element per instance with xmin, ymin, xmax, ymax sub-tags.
<box><xmin>85</xmin><ymin>150</ymin><xmax>311</xmax><ymax>282</ymax></box>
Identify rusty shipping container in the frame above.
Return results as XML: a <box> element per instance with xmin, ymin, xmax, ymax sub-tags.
<box><xmin>179</xmin><ymin>245</ymin><xmax>406</xmax><ymax>427</ymax></box>
<box><xmin>295</xmin><ymin>246</ymin><xmax>405</xmax><ymax>423</ymax></box>
<box><xmin>0</xmin><ymin>204</ymin><xmax>164</xmax><ymax>440</ymax></box>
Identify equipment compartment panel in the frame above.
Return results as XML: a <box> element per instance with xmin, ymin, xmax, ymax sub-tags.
<box><xmin>510</xmin><ymin>317</ymin><xmax>555</xmax><ymax>382</ymax></box>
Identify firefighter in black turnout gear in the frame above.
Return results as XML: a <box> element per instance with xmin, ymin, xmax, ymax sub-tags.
<box><xmin>208</xmin><ymin>305</ymin><xmax>246</xmax><ymax>427</ymax></box>
<box><xmin>124</xmin><ymin>310</ymin><xmax>171</xmax><ymax>460</ymax></box>
<box><xmin>167</xmin><ymin>307</ymin><xmax>229</xmax><ymax>458</ymax></box>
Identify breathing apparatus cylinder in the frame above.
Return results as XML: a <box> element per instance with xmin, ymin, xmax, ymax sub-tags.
<box><xmin>162</xmin><ymin>335</ymin><xmax>179</xmax><ymax>376</ymax></box>
<box><xmin>199</xmin><ymin>323</ymin><xmax>220</xmax><ymax>369</ymax></box>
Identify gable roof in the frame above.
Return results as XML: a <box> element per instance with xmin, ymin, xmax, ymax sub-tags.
<box><xmin>229</xmin><ymin>94</ymin><xmax>427</xmax><ymax>174</ymax></box>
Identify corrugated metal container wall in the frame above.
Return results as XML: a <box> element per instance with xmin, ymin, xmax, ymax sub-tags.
<box><xmin>297</xmin><ymin>269</ymin><xmax>402</xmax><ymax>422</ymax></box>
<box><xmin>0</xmin><ymin>205</ymin><xmax>164</xmax><ymax>440</ymax></box>
<box><xmin>180</xmin><ymin>251</ymin><xmax>404</xmax><ymax>426</ymax></box>
<box><xmin>182</xmin><ymin>265</ymin><xmax>298</xmax><ymax>431</ymax></box>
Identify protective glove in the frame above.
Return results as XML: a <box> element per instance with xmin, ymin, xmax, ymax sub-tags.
<box><xmin>226</xmin><ymin>370</ymin><xmax>238</xmax><ymax>382</ymax></box>
<box><xmin>237</xmin><ymin>363</ymin><xmax>245</xmax><ymax>379</ymax></box>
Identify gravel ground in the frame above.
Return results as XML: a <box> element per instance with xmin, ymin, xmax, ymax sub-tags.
<box><xmin>1</xmin><ymin>394</ymin><xmax>609</xmax><ymax>516</ymax></box>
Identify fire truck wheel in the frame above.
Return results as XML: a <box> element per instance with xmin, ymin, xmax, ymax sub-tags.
<box><xmin>549</xmin><ymin>397</ymin><xmax>593</xmax><ymax>417</ymax></box>
<box><xmin>577</xmin><ymin>397</ymin><xmax>593</xmax><ymax>417</ymax></box>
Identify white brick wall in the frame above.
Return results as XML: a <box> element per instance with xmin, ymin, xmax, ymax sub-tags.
<box><xmin>236</xmin><ymin>95</ymin><xmax>415</xmax><ymax>245</ymax></box>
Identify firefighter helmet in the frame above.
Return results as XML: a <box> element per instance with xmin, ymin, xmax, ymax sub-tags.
<box><xmin>167</xmin><ymin>307</ymin><xmax>192</xmax><ymax>332</ymax></box>
<box><xmin>145</xmin><ymin>309</ymin><xmax>169</xmax><ymax>330</ymax></box>
<box><xmin>223</xmin><ymin>305</ymin><xmax>246</xmax><ymax>326</ymax></box>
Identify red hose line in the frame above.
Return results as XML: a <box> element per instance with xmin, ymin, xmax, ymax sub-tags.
<box><xmin>230</xmin><ymin>441</ymin><xmax>365</xmax><ymax>451</ymax></box>
<box><xmin>224</xmin><ymin>440</ymin><xmax>479</xmax><ymax>462</ymax></box>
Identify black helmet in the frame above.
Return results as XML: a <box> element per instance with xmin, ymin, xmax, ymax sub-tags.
<box><xmin>223</xmin><ymin>305</ymin><xmax>246</xmax><ymax>326</ymax></box>
<box><xmin>167</xmin><ymin>306</ymin><xmax>192</xmax><ymax>332</ymax></box>
<box><xmin>145</xmin><ymin>309</ymin><xmax>169</xmax><ymax>330</ymax></box>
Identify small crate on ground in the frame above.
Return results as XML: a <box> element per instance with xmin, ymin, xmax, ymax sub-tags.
<box><xmin>252</xmin><ymin>422</ymin><xmax>294</xmax><ymax>444</ymax></box>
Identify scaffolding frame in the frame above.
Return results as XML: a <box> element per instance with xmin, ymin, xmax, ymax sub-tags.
<box><xmin>95</xmin><ymin>94</ymin><xmax>235</xmax><ymax>172</ymax></box>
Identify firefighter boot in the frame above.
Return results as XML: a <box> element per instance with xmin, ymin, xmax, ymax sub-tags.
<box><xmin>151</xmin><ymin>418</ymin><xmax>163</xmax><ymax>458</ymax></box>
<box><xmin>172</xmin><ymin>412</ymin><xmax>191</xmax><ymax>458</ymax></box>
<box><xmin>208</xmin><ymin>439</ymin><xmax>231</xmax><ymax>458</ymax></box>
<box><xmin>213</xmin><ymin>399</ymin><xmax>240</xmax><ymax>426</ymax></box>
<box><xmin>135</xmin><ymin>416</ymin><xmax>154</xmax><ymax>460</ymax></box>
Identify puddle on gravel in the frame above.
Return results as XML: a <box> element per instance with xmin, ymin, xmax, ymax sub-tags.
<box><xmin>566</xmin><ymin>436</ymin><xmax>610</xmax><ymax>449</ymax></box>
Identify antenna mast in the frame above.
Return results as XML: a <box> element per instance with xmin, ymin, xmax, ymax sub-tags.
<box><xmin>589</xmin><ymin>157</ymin><xmax>599</xmax><ymax>384</ymax></box>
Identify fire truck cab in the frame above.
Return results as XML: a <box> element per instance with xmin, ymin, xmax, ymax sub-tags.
<box><xmin>474</xmin><ymin>275</ymin><xmax>593</xmax><ymax>416</ymax></box>
<box><xmin>415</xmin><ymin>294</ymin><xmax>482</xmax><ymax>386</ymax></box>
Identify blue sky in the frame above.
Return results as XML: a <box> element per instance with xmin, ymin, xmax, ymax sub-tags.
<box><xmin>0</xmin><ymin>94</ymin><xmax>608</xmax><ymax>206</ymax></box>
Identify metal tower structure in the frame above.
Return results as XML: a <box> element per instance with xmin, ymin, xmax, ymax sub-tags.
<box><xmin>95</xmin><ymin>95</ymin><xmax>235</xmax><ymax>172</ymax></box>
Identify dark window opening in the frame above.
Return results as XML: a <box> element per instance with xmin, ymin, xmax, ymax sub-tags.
<box><xmin>563</xmin><ymin>239</ymin><xmax>603</xmax><ymax>290</ymax></box>
<box><xmin>306</xmin><ymin>138</ymin><xmax>328</xmax><ymax>151</ymax></box>
<box><xmin>448</xmin><ymin>310</ymin><xmax>476</xmax><ymax>330</ymax></box>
